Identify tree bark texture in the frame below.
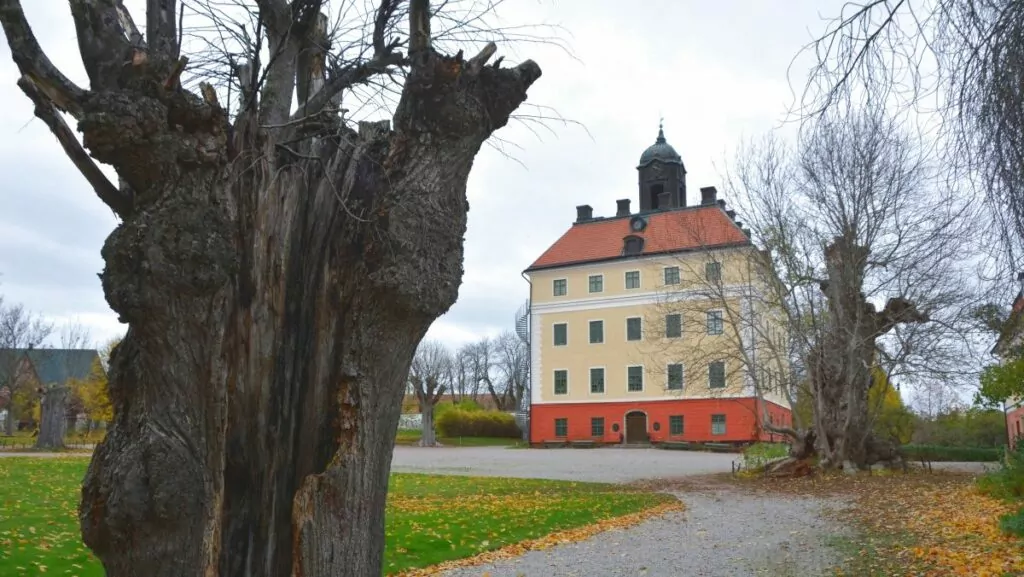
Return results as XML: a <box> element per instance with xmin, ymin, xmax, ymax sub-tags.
<box><xmin>0</xmin><ymin>2</ymin><xmax>541</xmax><ymax>575</ymax></box>
<box><xmin>420</xmin><ymin>403</ymin><xmax>437</xmax><ymax>446</ymax></box>
<box><xmin>36</xmin><ymin>385</ymin><xmax>68</xmax><ymax>449</ymax></box>
<box><xmin>808</xmin><ymin>237</ymin><xmax>926</xmax><ymax>469</ymax></box>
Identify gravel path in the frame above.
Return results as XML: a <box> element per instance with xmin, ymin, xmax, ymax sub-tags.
<box><xmin>440</xmin><ymin>482</ymin><xmax>852</xmax><ymax>577</ymax></box>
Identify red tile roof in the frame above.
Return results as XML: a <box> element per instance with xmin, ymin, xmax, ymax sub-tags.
<box><xmin>527</xmin><ymin>205</ymin><xmax>751</xmax><ymax>271</ymax></box>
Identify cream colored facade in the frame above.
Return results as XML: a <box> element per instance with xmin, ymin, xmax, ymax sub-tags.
<box><xmin>528</xmin><ymin>246</ymin><xmax>791</xmax><ymax>409</ymax></box>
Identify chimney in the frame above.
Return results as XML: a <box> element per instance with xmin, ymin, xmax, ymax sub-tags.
<box><xmin>726</xmin><ymin>209</ymin><xmax>736</xmax><ymax>220</ymax></box>
<box><xmin>576</xmin><ymin>204</ymin><xmax>593</xmax><ymax>223</ymax></box>
<box><xmin>700</xmin><ymin>186</ymin><xmax>718</xmax><ymax>205</ymax></box>
<box><xmin>657</xmin><ymin>191</ymin><xmax>671</xmax><ymax>209</ymax></box>
<box><xmin>616</xmin><ymin>199</ymin><xmax>631</xmax><ymax>217</ymax></box>
<box><xmin>741</xmin><ymin>227</ymin><xmax>752</xmax><ymax>239</ymax></box>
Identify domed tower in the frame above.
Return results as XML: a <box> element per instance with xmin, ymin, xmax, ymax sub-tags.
<box><xmin>636</xmin><ymin>122</ymin><xmax>687</xmax><ymax>211</ymax></box>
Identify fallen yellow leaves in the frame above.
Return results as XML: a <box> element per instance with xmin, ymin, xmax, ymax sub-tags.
<box><xmin>840</xmin><ymin>473</ymin><xmax>1024</xmax><ymax>576</ymax></box>
<box><xmin>392</xmin><ymin>500</ymin><xmax>683</xmax><ymax>577</ymax></box>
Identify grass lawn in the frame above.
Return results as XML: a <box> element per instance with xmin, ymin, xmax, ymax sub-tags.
<box><xmin>0</xmin><ymin>457</ymin><xmax>673</xmax><ymax>576</ymax></box>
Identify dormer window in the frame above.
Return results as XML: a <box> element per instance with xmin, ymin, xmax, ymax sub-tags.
<box><xmin>623</xmin><ymin>235</ymin><xmax>644</xmax><ymax>255</ymax></box>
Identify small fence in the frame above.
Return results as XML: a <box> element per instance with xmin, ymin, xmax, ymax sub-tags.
<box><xmin>0</xmin><ymin>437</ymin><xmax>96</xmax><ymax>451</ymax></box>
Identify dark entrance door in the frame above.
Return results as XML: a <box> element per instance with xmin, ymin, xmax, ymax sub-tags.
<box><xmin>625</xmin><ymin>411</ymin><xmax>648</xmax><ymax>444</ymax></box>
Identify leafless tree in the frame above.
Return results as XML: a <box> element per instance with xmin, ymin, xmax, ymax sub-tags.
<box><xmin>0</xmin><ymin>0</ymin><xmax>545</xmax><ymax>573</ymax></box>
<box><xmin>36</xmin><ymin>320</ymin><xmax>95</xmax><ymax>449</ymax></box>
<box><xmin>682</xmin><ymin>107</ymin><xmax>984</xmax><ymax>471</ymax></box>
<box><xmin>795</xmin><ymin>0</ymin><xmax>1024</xmax><ymax>273</ymax></box>
<box><xmin>461</xmin><ymin>336</ymin><xmax>494</xmax><ymax>404</ymax></box>
<box><xmin>493</xmin><ymin>330</ymin><xmax>526</xmax><ymax>411</ymax></box>
<box><xmin>0</xmin><ymin>295</ymin><xmax>53</xmax><ymax>436</ymax></box>
<box><xmin>408</xmin><ymin>339</ymin><xmax>451</xmax><ymax>446</ymax></box>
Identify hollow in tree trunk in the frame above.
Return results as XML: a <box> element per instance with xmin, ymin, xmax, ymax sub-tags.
<box><xmin>0</xmin><ymin>1</ymin><xmax>541</xmax><ymax>575</ymax></box>
<box><xmin>36</xmin><ymin>385</ymin><xmax>68</xmax><ymax>449</ymax></box>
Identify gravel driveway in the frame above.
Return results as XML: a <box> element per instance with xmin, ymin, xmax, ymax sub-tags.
<box><xmin>439</xmin><ymin>480</ymin><xmax>852</xmax><ymax>577</ymax></box>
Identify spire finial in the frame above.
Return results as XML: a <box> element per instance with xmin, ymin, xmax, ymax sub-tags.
<box><xmin>656</xmin><ymin>116</ymin><xmax>666</xmax><ymax>144</ymax></box>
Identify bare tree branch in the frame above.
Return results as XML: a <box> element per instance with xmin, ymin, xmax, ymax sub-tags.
<box><xmin>0</xmin><ymin>0</ymin><xmax>86</xmax><ymax>118</ymax></box>
<box><xmin>16</xmin><ymin>77</ymin><xmax>132</xmax><ymax>218</ymax></box>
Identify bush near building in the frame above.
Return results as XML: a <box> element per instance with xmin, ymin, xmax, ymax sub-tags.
<box><xmin>436</xmin><ymin>409</ymin><xmax>521</xmax><ymax>439</ymax></box>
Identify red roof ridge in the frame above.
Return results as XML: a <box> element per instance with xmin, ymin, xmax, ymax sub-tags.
<box><xmin>526</xmin><ymin>204</ymin><xmax>751</xmax><ymax>272</ymax></box>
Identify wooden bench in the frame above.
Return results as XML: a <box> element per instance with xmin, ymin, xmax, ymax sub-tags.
<box><xmin>542</xmin><ymin>440</ymin><xmax>567</xmax><ymax>448</ymax></box>
<box><xmin>658</xmin><ymin>441</ymin><xmax>694</xmax><ymax>451</ymax></box>
<box><xmin>570</xmin><ymin>440</ymin><xmax>598</xmax><ymax>449</ymax></box>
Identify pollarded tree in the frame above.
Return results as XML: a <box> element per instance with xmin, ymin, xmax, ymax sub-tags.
<box><xmin>0</xmin><ymin>1</ymin><xmax>541</xmax><ymax>575</ymax></box>
<box><xmin>663</xmin><ymin>107</ymin><xmax>982</xmax><ymax>471</ymax></box>
<box><xmin>408</xmin><ymin>339</ymin><xmax>451</xmax><ymax>446</ymax></box>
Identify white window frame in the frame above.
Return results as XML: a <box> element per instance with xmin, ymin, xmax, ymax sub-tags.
<box><xmin>552</xmin><ymin>278</ymin><xmax>568</xmax><ymax>297</ymax></box>
<box><xmin>624</xmin><ymin>270</ymin><xmax>641</xmax><ymax>290</ymax></box>
<box><xmin>665</xmin><ymin>313</ymin><xmax>682</xmax><ymax>339</ymax></box>
<box><xmin>552</xmin><ymin>322</ymin><xmax>568</xmax><ymax>347</ymax></box>
<box><xmin>626</xmin><ymin>364</ymin><xmax>645</xmax><ymax>393</ymax></box>
<box><xmin>625</xmin><ymin>316</ymin><xmax>643</xmax><ymax>342</ymax></box>
<box><xmin>589</xmin><ymin>366</ymin><xmax>606</xmax><ymax>395</ymax></box>
<box><xmin>588</xmin><ymin>319</ymin><xmax>605</xmax><ymax>344</ymax></box>
<box><xmin>553</xmin><ymin>368</ymin><xmax>569</xmax><ymax>396</ymax></box>
<box><xmin>663</xmin><ymin>265</ymin><xmax>681</xmax><ymax>285</ymax></box>
<box><xmin>588</xmin><ymin>274</ymin><xmax>604</xmax><ymax>294</ymax></box>
<box><xmin>708</xmin><ymin>360</ymin><xmax>726</xmax><ymax>389</ymax></box>
<box><xmin>666</xmin><ymin>362</ymin><xmax>685</xmax><ymax>391</ymax></box>
<box><xmin>706</xmin><ymin>309</ymin><xmax>724</xmax><ymax>336</ymax></box>
<box><xmin>705</xmin><ymin>261</ymin><xmax>722</xmax><ymax>283</ymax></box>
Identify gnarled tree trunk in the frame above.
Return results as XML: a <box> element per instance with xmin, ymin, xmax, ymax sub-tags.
<box><xmin>420</xmin><ymin>403</ymin><xmax>437</xmax><ymax>446</ymax></box>
<box><xmin>35</xmin><ymin>384</ymin><xmax>68</xmax><ymax>449</ymax></box>
<box><xmin>0</xmin><ymin>1</ymin><xmax>540</xmax><ymax>575</ymax></box>
<box><xmin>809</xmin><ymin>237</ymin><xmax>926</xmax><ymax>470</ymax></box>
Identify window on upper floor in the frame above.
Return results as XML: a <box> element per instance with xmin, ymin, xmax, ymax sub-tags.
<box><xmin>553</xmin><ymin>323</ymin><xmax>567</xmax><ymax>347</ymax></box>
<box><xmin>709</xmin><ymin>361</ymin><xmax>726</xmax><ymax>389</ymax></box>
<box><xmin>667</xmin><ymin>363</ymin><xmax>684</xmax><ymax>390</ymax></box>
<box><xmin>589</xmin><ymin>320</ymin><xmax>604</xmax><ymax>344</ymax></box>
<box><xmin>625</xmin><ymin>270</ymin><xmax>641</xmax><ymax>289</ymax></box>
<box><xmin>554</xmin><ymin>369</ymin><xmax>568</xmax><ymax>395</ymax></box>
<box><xmin>588</xmin><ymin>274</ymin><xmax>604</xmax><ymax>293</ymax></box>
<box><xmin>590</xmin><ymin>367</ymin><xmax>605</xmax><ymax>394</ymax></box>
<box><xmin>706</xmin><ymin>261</ymin><xmax>722</xmax><ymax>283</ymax></box>
<box><xmin>665</xmin><ymin>313</ymin><xmax>682</xmax><ymax>338</ymax></box>
<box><xmin>626</xmin><ymin>317</ymin><xmax>642</xmax><ymax>341</ymax></box>
<box><xmin>664</xmin><ymin>266</ymin><xmax>680</xmax><ymax>285</ymax></box>
<box><xmin>627</xmin><ymin>366</ymin><xmax>644</xmax><ymax>392</ymax></box>
<box><xmin>706</xmin><ymin>310</ymin><xmax>724</xmax><ymax>335</ymax></box>
<box><xmin>553</xmin><ymin>278</ymin><xmax>567</xmax><ymax>296</ymax></box>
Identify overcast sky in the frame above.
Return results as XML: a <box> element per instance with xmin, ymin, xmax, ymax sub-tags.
<box><xmin>0</xmin><ymin>0</ymin><xmax>847</xmax><ymax>351</ymax></box>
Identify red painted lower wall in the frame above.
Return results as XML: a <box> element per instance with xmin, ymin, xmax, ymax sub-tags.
<box><xmin>530</xmin><ymin>397</ymin><xmax>792</xmax><ymax>445</ymax></box>
<box><xmin>1008</xmin><ymin>404</ymin><xmax>1024</xmax><ymax>450</ymax></box>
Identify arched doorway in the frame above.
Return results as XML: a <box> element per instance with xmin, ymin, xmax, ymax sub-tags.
<box><xmin>624</xmin><ymin>411</ymin><xmax>648</xmax><ymax>444</ymax></box>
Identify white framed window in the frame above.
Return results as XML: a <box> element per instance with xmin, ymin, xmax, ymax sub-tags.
<box><xmin>627</xmin><ymin>365</ymin><xmax>644</xmax><ymax>392</ymax></box>
<box><xmin>553</xmin><ymin>369</ymin><xmax>569</xmax><ymax>395</ymax></box>
<box><xmin>624</xmin><ymin>270</ymin><xmax>641</xmax><ymax>290</ymax></box>
<box><xmin>664</xmin><ymin>266</ymin><xmax>680</xmax><ymax>285</ymax></box>
<box><xmin>708</xmin><ymin>361</ymin><xmax>726</xmax><ymax>389</ymax></box>
<box><xmin>665</xmin><ymin>313</ymin><xmax>682</xmax><ymax>338</ymax></box>
<box><xmin>626</xmin><ymin>317</ymin><xmax>642</xmax><ymax>341</ymax></box>
<box><xmin>552</xmin><ymin>278</ymin><xmax>567</xmax><ymax>296</ymax></box>
<box><xmin>553</xmin><ymin>323</ymin><xmax>568</xmax><ymax>347</ymax></box>
<box><xmin>667</xmin><ymin>363</ymin><xmax>684</xmax><ymax>390</ymax></box>
<box><xmin>706</xmin><ymin>310</ymin><xmax>724</xmax><ymax>335</ymax></box>
<box><xmin>706</xmin><ymin>261</ymin><xmax>722</xmax><ymax>283</ymax></box>
<box><xmin>588</xmin><ymin>274</ymin><xmax>604</xmax><ymax>293</ymax></box>
<box><xmin>589</xmin><ymin>367</ymin><xmax>605</xmax><ymax>394</ymax></box>
<box><xmin>589</xmin><ymin>320</ymin><xmax>604</xmax><ymax>344</ymax></box>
